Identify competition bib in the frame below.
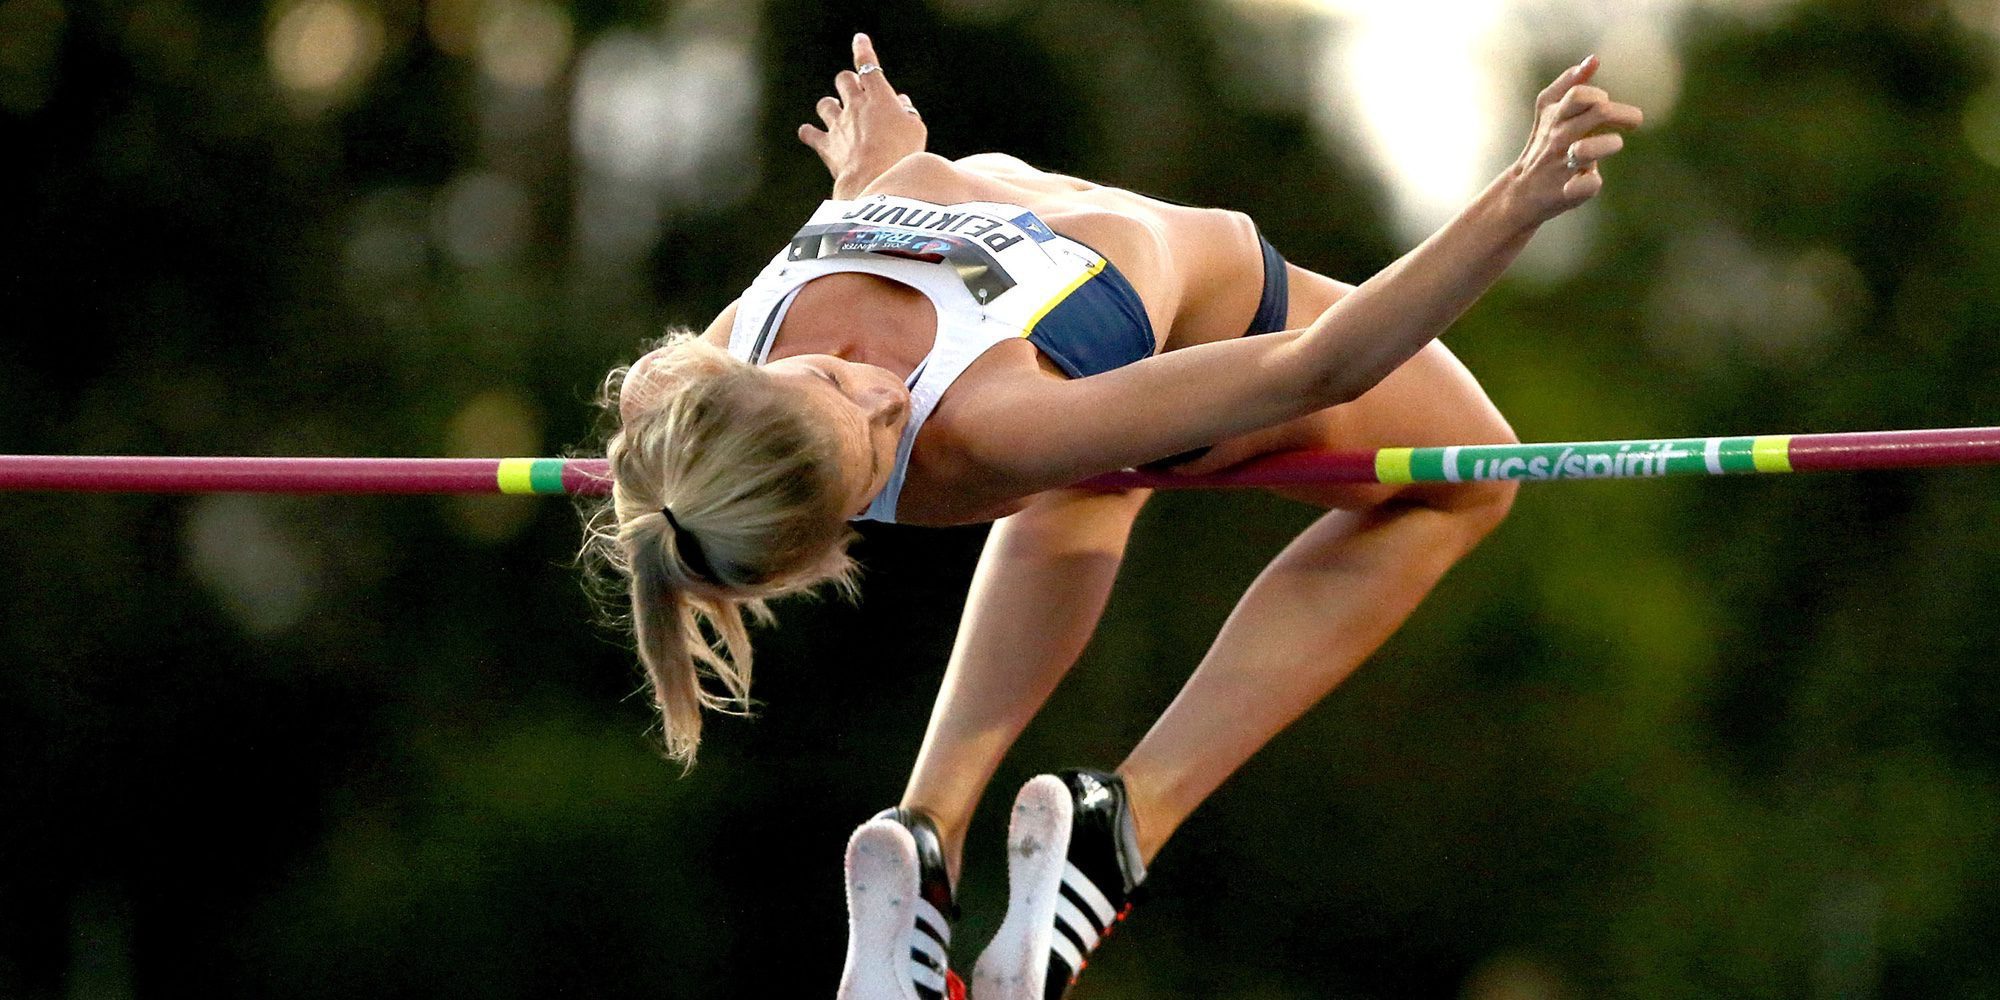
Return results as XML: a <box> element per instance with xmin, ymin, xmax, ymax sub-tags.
<box><xmin>786</xmin><ymin>196</ymin><xmax>1071</xmax><ymax>307</ymax></box>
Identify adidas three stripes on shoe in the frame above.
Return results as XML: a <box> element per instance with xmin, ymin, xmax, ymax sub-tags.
<box><xmin>973</xmin><ymin>769</ymin><xmax>1148</xmax><ymax>1000</ymax></box>
<box><xmin>838</xmin><ymin>808</ymin><xmax>967</xmax><ymax>1000</ymax></box>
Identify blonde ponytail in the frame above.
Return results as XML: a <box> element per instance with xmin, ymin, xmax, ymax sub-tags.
<box><xmin>578</xmin><ymin>331</ymin><xmax>860</xmax><ymax>768</ymax></box>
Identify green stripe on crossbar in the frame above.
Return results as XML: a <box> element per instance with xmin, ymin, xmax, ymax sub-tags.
<box><xmin>499</xmin><ymin>458</ymin><xmax>570</xmax><ymax>495</ymax></box>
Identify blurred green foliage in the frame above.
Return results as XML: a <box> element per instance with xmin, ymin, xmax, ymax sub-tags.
<box><xmin>4</xmin><ymin>0</ymin><xmax>1999</xmax><ymax>997</ymax></box>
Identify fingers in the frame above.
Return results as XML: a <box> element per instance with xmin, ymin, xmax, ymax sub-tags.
<box><xmin>1522</xmin><ymin>55</ymin><xmax>1635</xmax><ymax>214</ymax></box>
<box><xmin>1602</xmin><ymin>100</ymin><xmax>1644</xmax><ymax>131</ymax></box>
<box><xmin>813</xmin><ymin>33</ymin><xmax>910</xmax><ymax>135</ymax></box>
<box><xmin>1554</xmin><ymin>85</ymin><xmax>1608</xmax><ymax>121</ymax></box>
<box><xmin>852</xmin><ymin>32</ymin><xmax>893</xmax><ymax>94</ymax></box>
<box><xmin>1561</xmin><ymin>99</ymin><xmax>1644</xmax><ymax>140</ymax></box>
<box><xmin>1564</xmin><ymin>132</ymin><xmax>1624</xmax><ymax>170</ymax></box>
<box><xmin>1573</xmin><ymin>53</ymin><xmax>1599</xmax><ymax>87</ymax></box>
<box><xmin>1535</xmin><ymin>54</ymin><xmax>1598</xmax><ymax>110</ymax></box>
<box><xmin>1562</xmin><ymin>167</ymin><xmax>1605</xmax><ymax>202</ymax></box>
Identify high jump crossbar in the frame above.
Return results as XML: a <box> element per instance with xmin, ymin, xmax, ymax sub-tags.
<box><xmin>1</xmin><ymin>426</ymin><xmax>1996</xmax><ymax>496</ymax></box>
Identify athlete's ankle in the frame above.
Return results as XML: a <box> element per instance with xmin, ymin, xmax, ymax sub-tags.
<box><xmin>895</xmin><ymin>800</ymin><xmax>969</xmax><ymax>889</ymax></box>
<box><xmin>1110</xmin><ymin>765</ymin><xmax>1174</xmax><ymax>865</ymax></box>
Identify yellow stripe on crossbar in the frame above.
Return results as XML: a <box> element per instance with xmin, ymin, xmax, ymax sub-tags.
<box><xmin>1750</xmin><ymin>435</ymin><xmax>1793</xmax><ymax>473</ymax></box>
<box><xmin>1020</xmin><ymin>256</ymin><xmax>1108</xmax><ymax>336</ymax></box>
<box><xmin>496</xmin><ymin>458</ymin><xmax>538</xmax><ymax>494</ymax></box>
<box><xmin>1376</xmin><ymin>448</ymin><xmax>1415</xmax><ymax>484</ymax></box>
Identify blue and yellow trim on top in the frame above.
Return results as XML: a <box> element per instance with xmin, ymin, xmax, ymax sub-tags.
<box><xmin>1017</xmin><ymin>251</ymin><xmax>1156</xmax><ymax>379</ymax></box>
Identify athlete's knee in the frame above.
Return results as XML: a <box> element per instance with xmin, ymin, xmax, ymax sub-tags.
<box><xmin>1406</xmin><ymin>434</ymin><xmax>1519</xmax><ymax>544</ymax></box>
<box><xmin>1467</xmin><ymin>422</ymin><xmax>1523</xmax><ymax>530</ymax></box>
<box><xmin>1452</xmin><ymin>477</ymin><xmax>1517</xmax><ymax>542</ymax></box>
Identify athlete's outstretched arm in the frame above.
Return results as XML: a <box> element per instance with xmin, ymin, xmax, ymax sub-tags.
<box><xmin>798</xmin><ymin>34</ymin><xmax>928</xmax><ymax>200</ymax></box>
<box><xmin>969</xmin><ymin>57</ymin><xmax>1641</xmax><ymax>490</ymax></box>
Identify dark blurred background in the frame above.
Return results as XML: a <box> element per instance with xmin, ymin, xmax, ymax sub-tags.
<box><xmin>5</xmin><ymin>0</ymin><xmax>2000</xmax><ymax>996</ymax></box>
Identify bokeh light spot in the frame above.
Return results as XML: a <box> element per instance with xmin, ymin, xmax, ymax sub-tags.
<box><xmin>571</xmin><ymin>30</ymin><xmax>761</xmax><ymax>259</ymax></box>
<box><xmin>475</xmin><ymin>0</ymin><xmax>572</xmax><ymax>90</ymax></box>
<box><xmin>445</xmin><ymin>388</ymin><xmax>544</xmax><ymax>543</ymax></box>
<box><xmin>432</xmin><ymin>172</ymin><xmax>532</xmax><ymax>268</ymax></box>
<box><xmin>1961</xmin><ymin>84</ymin><xmax>2000</xmax><ymax>169</ymax></box>
<box><xmin>184</xmin><ymin>495</ymin><xmax>323</xmax><ymax>637</ymax></box>
<box><xmin>266</xmin><ymin>0</ymin><xmax>384</xmax><ymax>103</ymax></box>
<box><xmin>1643</xmin><ymin>227</ymin><xmax>1869</xmax><ymax>368</ymax></box>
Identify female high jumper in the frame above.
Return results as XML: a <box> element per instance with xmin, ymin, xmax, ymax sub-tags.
<box><xmin>581</xmin><ymin>34</ymin><xmax>1642</xmax><ymax>1000</ymax></box>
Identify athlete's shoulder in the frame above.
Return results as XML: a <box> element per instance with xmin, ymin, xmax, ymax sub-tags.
<box><xmin>699</xmin><ymin>299</ymin><xmax>739</xmax><ymax>348</ymax></box>
<box><xmin>856</xmin><ymin>152</ymin><xmax>983</xmax><ymax>203</ymax></box>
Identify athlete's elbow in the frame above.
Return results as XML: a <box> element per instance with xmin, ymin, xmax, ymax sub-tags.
<box><xmin>1305</xmin><ymin>343</ymin><xmax>1429</xmax><ymax>411</ymax></box>
<box><xmin>1293</xmin><ymin>354</ymin><xmax>1374</xmax><ymax>411</ymax></box>
<box><xmin>1315</xmin><ymin>371</ymin><xmax>1372</xmax><ymax>409</ymax></box>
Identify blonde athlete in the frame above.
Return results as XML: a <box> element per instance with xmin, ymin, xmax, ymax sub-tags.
<box><xmin>584</xmin><ymin>34</ymin><xmax>1641</xmax><ymax>1000</ymax></box>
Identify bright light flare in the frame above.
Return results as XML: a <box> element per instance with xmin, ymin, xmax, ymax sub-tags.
<box><xmin>1317</xmin><ymin>1</ymin><xmax>1525</xmax><ymax>236</ymax></box>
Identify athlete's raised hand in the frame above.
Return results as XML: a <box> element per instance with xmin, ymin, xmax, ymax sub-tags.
<box><xmin>799</xmin><ymin>33</ymin><xmax>928</xmax><ymax>200</ymax></box>
<box><xmin>1506</xmin><ymin>56</ymin><xmax>1643</xmax><ymax>223</ymax></box>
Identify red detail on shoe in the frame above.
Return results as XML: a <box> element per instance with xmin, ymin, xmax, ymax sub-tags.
<box><xmin>945</xmin><ymin>971</ymin><xmax>966</xmax><ymax>1000</ymax></box>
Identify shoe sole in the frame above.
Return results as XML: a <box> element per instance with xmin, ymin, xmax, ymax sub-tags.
<box><xmin>839</xmin><ymin>819</ymin><xmax>923</xmax><ymax>1000</ymax></box>
<box><xmin>972</xmin><ymin>775</ymin><xmax>1074</xmax><ymax>1000</ymax></box>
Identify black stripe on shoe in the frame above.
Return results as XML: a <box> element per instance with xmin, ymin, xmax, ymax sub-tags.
<box><xmin>915</xmin><ymin>912</ymin><xmax>948</xmax><ymax>949</ymax></box>
<box><xmin>1044</xmin><ymin>952</ymin><xmax>1079</xmax><ymax>1000</ymax></box>
<box><xmin>1057</xmin><ymin>881</ymin><xmax>1108</xmax><ymax>937</ymax></box>
<box><xmin>1040</xmin><ymin>770</ymin><xmax>1148</xmax><ymax>999</ymax></box>
<box><xmin>912</xmin><ymin>943</ymin><xmax>946</xmax><ymax>1000</ymax></box>
<box><xmin>875</xmin><ymin>807</ymin><xmax>959</xmax><ymax>1000</ymax></box>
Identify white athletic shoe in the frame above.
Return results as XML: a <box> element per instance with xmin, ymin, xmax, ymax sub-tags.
<box><xmin>838</xmin><ymin>811</ymin><xmax>965</xmax><ymax>1000</ymax></box>
<box><xmin>972</xmin><ymin>770</ymin><xmax>1147</xmax><ymax>1000</ymax></box>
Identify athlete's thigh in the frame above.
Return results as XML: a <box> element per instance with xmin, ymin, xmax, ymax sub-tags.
<box><xmin>1240</xmin><ymin>263</ymin><xmax>1518</xmax><ymax>511</ymax></box>
<box><xmin>1276</xmin><ymin>339</ymin><xmax>1517</xmax><ymax>510</ymax></box>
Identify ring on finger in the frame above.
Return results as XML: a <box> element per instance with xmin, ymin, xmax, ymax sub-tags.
<box><xmin>1565</xmin><ymin>150</ymin><xmax>1582</xmax><ymax>171</ymax></box>
<box><xmin>857</xmin><ymin>62</ymin><xmax>881</xmax><ymax>75</ymax></box>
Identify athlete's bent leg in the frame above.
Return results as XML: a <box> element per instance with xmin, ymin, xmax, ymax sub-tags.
<box><xmin>898</xmin><ymin>485</ymin><xmax>1153</xmax><ymax>884</ymax></box>
<box><xmin>1114</xmin><ymin>265</ymin><xmax>1520</xmax><ymax>860</ymax></box>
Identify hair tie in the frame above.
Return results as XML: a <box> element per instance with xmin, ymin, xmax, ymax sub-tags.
<box><xmin>659</xmin><ymin>505</ymin><xmax>720</xmax><ymax>584</ymax></box>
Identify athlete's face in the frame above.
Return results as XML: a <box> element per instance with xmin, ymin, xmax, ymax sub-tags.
<box><xmin>618</xmin><ymin>346</ymin><xmax>909</xmax><ymax>518</ymax></box>
<box><xmin>761</xmin><ymin>354</ymin><xmax>911</xmax><ymax>517</ymax></box>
